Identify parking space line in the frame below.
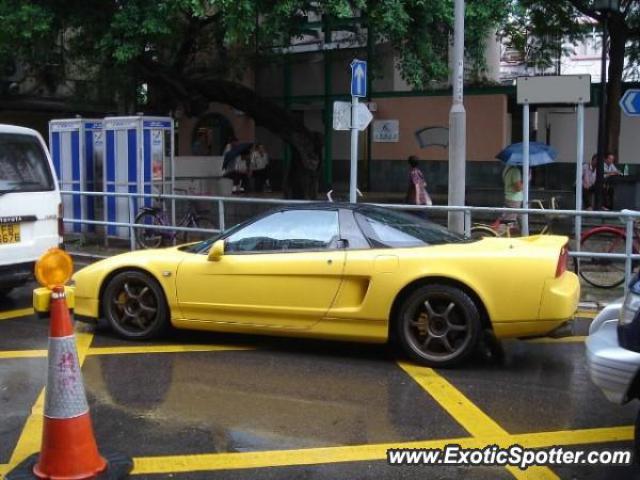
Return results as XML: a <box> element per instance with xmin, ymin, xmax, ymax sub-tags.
<box><xmin>132</xmin><ymin>435</ymin><xmax>478</xmax><ymax>474</ymax></box>
<box><xmin>398</xmin><ymin>362</ymin><xmax>559</xmax><ymax>480</ymax></box>
<box><xmin>525</xmin><ymin>336</ymin><xmax>586</xmax><ymax>344</ymax></box>
<box><xmin>87</xmin><ymin>344</ymin><xmax>254</xmax><ymax>356</ymax></box>
<box><xmin>0</xmin><ymin>308</ymin><xmax>34</xmax><ymax>321</ymax></box>
<box><xmin>7</xmin><ymin>330</ymin><xmax>95</xmax><ymax>469</ymax></box>
<box><xmin>131</xmin><ymin>425</ymin><xmax>633</xmax><ymax>475</ymax></box>
<box><xmin>0</xmin><ymin>349</ymin><xmax>47</xmax><ymax>359</ymax></box>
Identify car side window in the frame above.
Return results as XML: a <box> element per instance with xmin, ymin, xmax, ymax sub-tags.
<box><xmin>225</xmin><ymin>210</ymin><xmax>340</xmax><ymax>253</ymax></box>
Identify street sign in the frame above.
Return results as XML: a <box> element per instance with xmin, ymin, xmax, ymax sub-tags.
<box><xmin>333</xmin><ymin>101</ymin><xmax>351</xmax><ymax>130</ymax></box>
<box><xmin>620</xmin><ymin>89</ymin><xmax>640</xmax><ymax>117</ymax></box>
<box><xmin>516</xmin><ymin>75</ymin><xmax>591</xmax><ymax>104</ymax></box>
<box><xmin>333</xmin><ymin>101</ymin><xmax>372</xmax><ymax>131</ymax></box>
<box><xmin>350</xmin><ymin>59</ymin><xmax>367</xmax><ymax>97</ymax></box>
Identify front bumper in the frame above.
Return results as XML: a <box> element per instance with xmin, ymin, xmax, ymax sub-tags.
<box><xmin>586</xmin><ymin>319</ymin><xmax>640</xmax><ymax>404</ymax></box>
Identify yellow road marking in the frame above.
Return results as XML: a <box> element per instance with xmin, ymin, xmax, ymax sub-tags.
<box><xmin>575</xmin><ymin>310</ymin><xmax>597</xmax><ymax>319</ymax></box>
<box><xmin>132</xmin><ymin>425</ymin><xmax>633</xmax><ymax>475</ymax></box>
<box><xmin>0</xmin><ymin>308</ymin><xmax>34</xmax><ymax>321</ymax></box>
<box><xmin>398</xmin><ymin>362</ymin><xmax>559</xmax><ymax>480</ymax></box>
<box><xmin>88</xmin><ymin>344</ymin><xmax>254</xmax><ymax>356</ymax></box>
<box><xmin>8</xmin><ymin>326</ymin><xmax>94</xmax><ymax>469</ymax></box>
<box><xmin>526</xmin><ymin>336</ymin><xmax>586</xmax><ymax>344</ymax></box>
<box><xmin>0</xmin><ymin>463</ymin><xmax>7</xmax><ymax>476</ymax></box>
<box><xmin>0</xmin><ymin>349</ymin><xmax>47</xmax><ymax>359</ymax></box>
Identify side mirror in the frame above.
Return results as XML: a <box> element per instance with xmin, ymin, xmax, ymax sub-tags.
<box><xmin>208</xmin><ymin>239</ymin><xmax>225</xmax><ymax>261</ymax></box>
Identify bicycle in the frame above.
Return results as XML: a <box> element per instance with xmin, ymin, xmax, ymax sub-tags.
<box><xmin>575</xmin><ymin>222</ymin><xmax>640</xmax><ymax>289</ymax></box>
<box><xmin>470</xmin><ymin>197</ymin><xmax>563</xmax><ymax>240</ymax></box>
<box><xmin>134</xmin><ymin>189</ymin><xmax>215</xmax><ymax>249</ymax></box>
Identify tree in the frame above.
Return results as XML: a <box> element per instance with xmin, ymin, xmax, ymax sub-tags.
<box><xmin>0</xmin><ymin>0</ymin><xmax>506</xmax><ymax>198</ymax></box>
<box><xmin>501</xmin><ymin>0</ymin><xmax>640</xmax><ymax>158</ymax></box>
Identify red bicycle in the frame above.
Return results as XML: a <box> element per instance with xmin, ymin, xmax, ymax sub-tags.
<box><xmin>576</xmin><ymin>223</ymin><xmax>639</xmax><ymax>288</ymax></box>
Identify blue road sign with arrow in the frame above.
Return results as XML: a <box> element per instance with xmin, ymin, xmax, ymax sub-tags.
<box><xmin>620</xmin><ymin>89</ymin><xmax>640</xmax><ymax>117</ymax></box>
<box><xmin>351</xmin><ymin>59</ymin><xmax>367</xmax><ymax>97</ymax></box>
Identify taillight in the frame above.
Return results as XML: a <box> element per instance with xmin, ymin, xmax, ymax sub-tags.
<box><xmin>58</xmin><ymin>203</ymin><xmax>64</xmax><ymax>238</ymax></box>
<box><xmin>556</xmin><ymin>244</ymin><xmax>568</xmax><ymax>277</ymax></box>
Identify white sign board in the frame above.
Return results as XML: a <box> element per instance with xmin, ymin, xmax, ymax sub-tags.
<box><xmin>373</xmin><ymin>120</ymin><xmax>399</xmax><ymax>142</ymax></box>
<box><xmin>517</xmin><ymin>75</ymin><xmax>591</xmax><ymax>105</ymax></box>
<box><xmin>333</xmin><ymin>101</ymin><xmax>373</xmax><ymax>131</ymax></box>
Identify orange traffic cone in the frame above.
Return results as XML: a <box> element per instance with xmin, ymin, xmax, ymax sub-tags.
<box><xmin>7</xmin><ymin>286</ymin><xmax>132</xmax><ymax>480</ymax></box>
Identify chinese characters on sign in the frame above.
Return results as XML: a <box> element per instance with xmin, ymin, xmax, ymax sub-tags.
<box><xmin>373</xmin><ymin>120</ymin><xmax>399</xmax><ymax>143</ymax></box>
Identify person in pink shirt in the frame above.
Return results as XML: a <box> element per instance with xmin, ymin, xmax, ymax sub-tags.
<box><xmin>406</xmin><ymin>155</ymin><xmax>432</xmax><ymax>211</ymax></box>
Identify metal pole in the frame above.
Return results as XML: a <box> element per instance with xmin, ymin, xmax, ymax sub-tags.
<box><xmin>595</xmin><ymin>15</ymin><xmax>608</xmax><ymax>209</ymax></box>
<box><xmin>349</xmin><ymin>95</ymin><xmax>359</xmax><ymax>203</ymax></box>
<box><xmin>575</xmin><ymin>103</ymin><xmax>585</xmax><ymax>251</ymax></box>
<box><xmin>625</xmin><ymin>213</ymin><xmax>633</xmax><ymax>296</ymax></box>
<box><xmin>128</xmin><ymin>196</ymin><xmax>135</xmax><ymax>251</ymax></box>
<box><xmin>522</xmin><ymin>103</ymin><xmax>530</xmax><ymax>235</ymax></box>
<box><xmin>464</xmin><ymin>209</ymin><xmax>471</xmax><ymax>237</ymax></box>
<box><xmin>448</xmin><ymin>0</ymin><xmax>466</xmax><ymax>234</ymax></box>
<box><xmin>218</xmin><ymin>199</ymin><xmax>225</xmax><ymax>231</ymax></box>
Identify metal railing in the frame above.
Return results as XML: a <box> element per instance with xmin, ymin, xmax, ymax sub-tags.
<box><xmin>61</xmin><ymin>190</ymin><xmax>640</xmax><ymax>294</ymax></box>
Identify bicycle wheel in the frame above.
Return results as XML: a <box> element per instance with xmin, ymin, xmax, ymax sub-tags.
<box><xmin>184</xmin><ymin>216</ymin><xmax>215</xmax><ymax>243</ymax></box>
<box><xmin>135</xmin><ymin>211</ymin><xmax>164</xmax><ymax>249</ymax></box>
<box><xmin>577</xmin><ymin>229</ymin><xmax>627</xmax><ymax>289</ymax></box>
<box><xmin>469</xmin><ymin>225</ymin><xmax>499</xmax><ymax>240</ymax></box>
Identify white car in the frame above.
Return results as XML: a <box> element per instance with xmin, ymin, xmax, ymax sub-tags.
<box><xmin>0</xmin><ymin>124</ymin><xmax>62</xmax><ymax>296</ymax></box>
<box><xmin>586</xmin><ymin>290</ymin><xmax>640</xmax><ymax>404</ymax></box>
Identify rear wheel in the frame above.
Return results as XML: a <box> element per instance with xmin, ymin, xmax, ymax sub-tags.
<box><xmin>103</xmin><ymin>270</ymin><xmax>169</xmax><ymax>340</ymax></box>
<box><xmin>469</xmin><ymin>225</ymin><xmax>498</xmax><ymax>240</ymax></box>
<box><xmin>183</xmin><ymin>216</ymin><xmax>215</xmax><ymax>243</ymax></box>
<box><xmin>135</xmin><ymin>211</ymin><xmax>164</xmax><ymax>249</ymax></box>
<box><xmin>395</xmin><ymin>285</ymin><xmax>482</xmax><ymax>368</ymax></box>
<box><xmin>577</xmin><ymin>229</ymin><xmax>627</xmax><ymax>289</ymax></box>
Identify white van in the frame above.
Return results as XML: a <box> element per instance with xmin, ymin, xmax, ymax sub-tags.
<box><xmin>0</xmin><ymin>124</ymin><xmax>62</xmax><ymax>296</ymax></box>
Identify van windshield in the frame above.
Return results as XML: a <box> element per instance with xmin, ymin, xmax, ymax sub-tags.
<box><xmin>0</xmin><ymin>133</ymin><xmax>54</xmax><ymax>194</ymax></box>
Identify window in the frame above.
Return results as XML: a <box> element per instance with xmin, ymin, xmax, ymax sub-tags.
<box><xmin>0</xmin><ymin>134</ymin><xmax>54</xmax><ymax>193</ymax></box>
<box><xmin>225</xmin><ymin>209</ymin><xmax>340</xmax><ymax>253</ymax></box>
<box><xmin>355</xmin><ymin>207</ymin><xmax>465</xmax><ymax>248</ymax></box>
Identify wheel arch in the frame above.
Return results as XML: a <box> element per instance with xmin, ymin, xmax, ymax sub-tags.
<box><xmin>97</xmin><ymin>266</ymin><xmax>168</xmax><ymax>318</ymax></box>
<box><xmin>388</xmin><ymin>276</ymin><xmax>492</xmax><ymax>340</ymax></box>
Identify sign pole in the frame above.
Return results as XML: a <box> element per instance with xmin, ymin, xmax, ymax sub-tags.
<box><xmin>522</xmin><ymin>103</ymin><xmax>530</xmax><ymax>236</ymax></box>
<box><xmin>350</xmin><ymin>95</ymin><xmax>359</xmax><ymax>203</ymax></box>
<box><xmin>575</xmin><ymin>103</ymin><xmax>585</xmax><ymax>252</ymax></box>
<box><xmin>448</xmin><ymin>0</ymin><xmax>466</xmax><ymax>234</ymax></box>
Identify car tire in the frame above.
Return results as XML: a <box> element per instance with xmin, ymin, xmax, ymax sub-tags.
<box><xmin>0</xmin><ymin>287</ymin><xmax>13</xmax><ymax>298</ymax></box>
<box><xmin>102</xmin><ymin>270</ymin><xmax>169</xmax><ymax>340</ymax></box>
<box><xmin>395</xmin><ymin>284</ymin><xmax>481</xmax><ymax>368</ymax></box>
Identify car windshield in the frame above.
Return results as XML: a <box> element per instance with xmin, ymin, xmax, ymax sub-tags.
<box><xmin>356</xmin><ymin>206</ymin><xmax>466</xmax><ymax>248</ymax></box>
<box><xmin>0</xmin><ymin>133</ymin><xmax>54</xmax><ymax>193</ymax></box>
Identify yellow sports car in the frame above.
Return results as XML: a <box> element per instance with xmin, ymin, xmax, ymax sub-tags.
<box><xmin>72</xmin><ymin>204</ymin><xmax>579</xmax><ymax>367</ymax></box>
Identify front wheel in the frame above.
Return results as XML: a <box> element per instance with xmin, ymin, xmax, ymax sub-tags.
<box><xmin>135</xmin><ymin>211</ymin><xmax>164</xmax><ymax>249</ymax></box>
<box><xmin>102</xmin><ymin>270</ymin><xmax>169</xmax><ymax>340</ymax></box>
<box><xmin>395</xmin><ymin>285</ymin><xmax>482</xmax><ymax>368</ymax></box>
<box><xmin>576</xmin><ymin>229</ymin><xmax>627</xmax><ymax>289</ymax></box>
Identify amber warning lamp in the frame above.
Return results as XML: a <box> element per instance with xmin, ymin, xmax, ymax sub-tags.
<box><xmin>35</xmin><ymin>247</ymin><xmax>73</xmax><ymax>289</ymax></box>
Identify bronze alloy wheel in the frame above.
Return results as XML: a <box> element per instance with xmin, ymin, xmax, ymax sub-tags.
<box><xmin>396</xmin><ymin>285</ymin><xmax>481</xmax><ymax>367</ymax></box>
<box><xmin>103</xmin><ymin>270</ymin><xmax>169</xmax><ymax>340</ymax></box>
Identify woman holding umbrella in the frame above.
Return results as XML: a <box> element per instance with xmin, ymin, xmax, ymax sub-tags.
<box><xmin>496</xmin><ymin>141</ymin><xmax>557</xmax><ymax>226</ymax></box>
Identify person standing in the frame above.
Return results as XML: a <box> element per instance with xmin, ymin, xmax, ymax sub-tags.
<box><xmin>582</xmin><ymin>154</ymin><xmax>597</xmax><ymax>210</ymax></box>
<box><xmin>501</xmin><ymin>165</ymin><xmax>523</xmax><ymax>223</ymax></box>
<box><xmin>603</xmin><ymin>152</ymin><xmax>621</xmax><ymax>209</ymax></box>
<box><xmin>406</xmin><ymin>155</ymin><xmax>432</xmax><ymax>212</ymax></box>
<box><xmin>249</xmin><ymin>144</ymin><xmax>270</xmax><ymax>193</ymax></box>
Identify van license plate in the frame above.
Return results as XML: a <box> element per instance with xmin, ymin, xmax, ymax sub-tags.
<box><xmin>0</xmin><ymin>223</ymin><xmax>20</xmax><ymax>244</ymax></box>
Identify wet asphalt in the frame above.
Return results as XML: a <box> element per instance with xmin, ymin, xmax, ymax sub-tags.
<box><xmin>1</xmin><ymin>282</ymin><xmax>640</xmax><ymax>479</ymax></box>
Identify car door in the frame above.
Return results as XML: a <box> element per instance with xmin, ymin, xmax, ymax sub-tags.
<box><xmin>175</xmin><ymin>208</ymin><xmax>345</xmax><ymax>329</ymax></box>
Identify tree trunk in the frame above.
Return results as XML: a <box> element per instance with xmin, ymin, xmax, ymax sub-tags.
<box><xmin>138</xmin><ymin>62</ymin><xmax>323</xmax><ymax>199</ymax></box>
<box><xmin>605</xmin><ymin>14</ymin><xmax>627</xmax><ymax>159</ymax></box>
